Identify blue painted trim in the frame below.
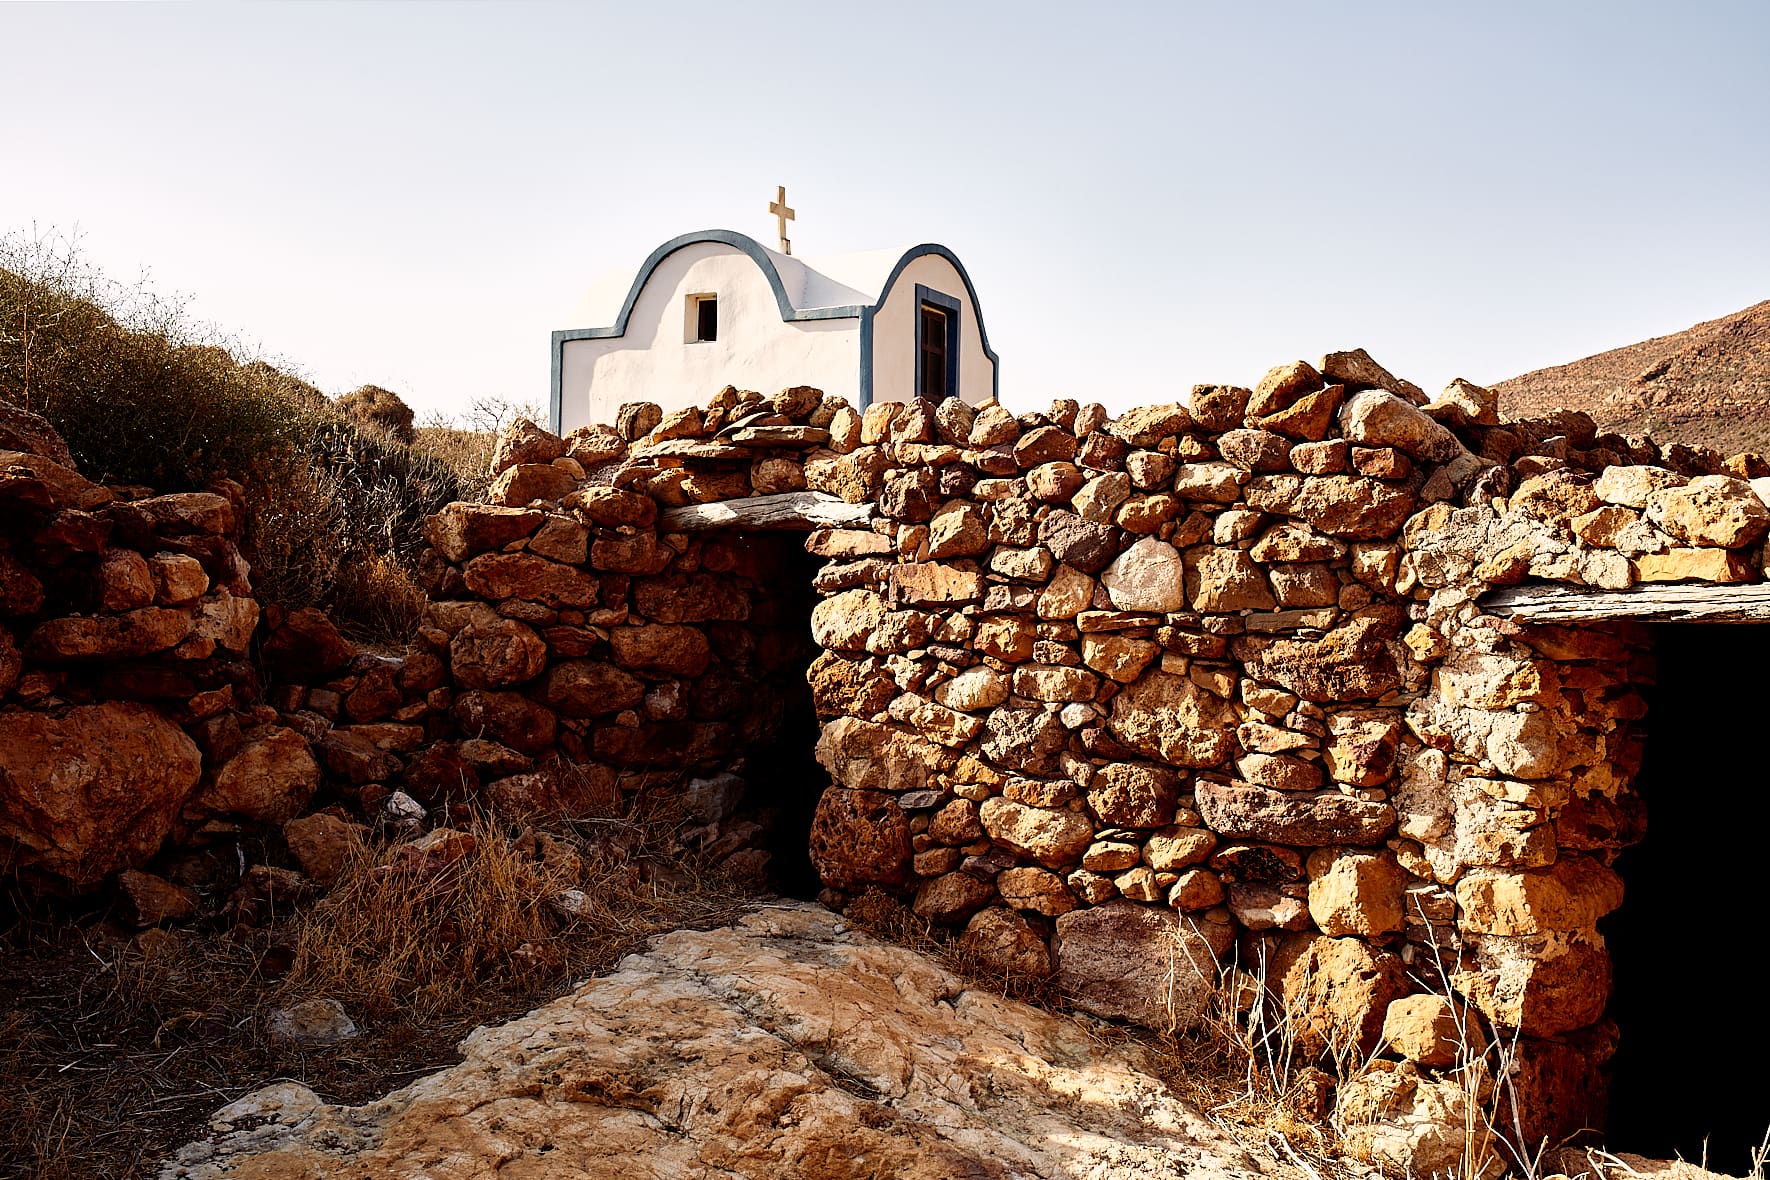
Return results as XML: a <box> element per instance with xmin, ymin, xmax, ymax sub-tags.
<box><xmin>857</xmin><ymin>243</ymin><xmax>1000</xmax><ymax>407</ymax></box>
<box><xmin>914</xmin><ymin>284</ymin><xmax>961</xmax><ymax>401</ymax></box>
<box><xmin>550</xmin><ymin>231</ymin><xmax>1000</xmax><ymax>424</ymax></box>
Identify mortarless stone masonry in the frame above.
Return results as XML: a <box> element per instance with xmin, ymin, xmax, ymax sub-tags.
<box><xmin>11</xmin><ymin>353</ymin><xmax>1770</xmax><ymax>1174</ymax></box>
<box><xmin>403</xmin><ymin>361</ymin><xmax>1762</xmax><ymax>1161</ymax></box>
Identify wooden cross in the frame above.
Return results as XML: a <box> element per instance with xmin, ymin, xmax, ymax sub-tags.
<box><xmin>769</xmin><ymin>185</ymin><xmax>795</xmax><ymax>255</ymax></box>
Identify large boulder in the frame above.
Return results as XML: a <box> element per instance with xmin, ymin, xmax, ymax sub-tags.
<box><xmin>1052</xmin><ymin>900</ymin><xmax>1227</xmax><ymax>1032</ymax></box>
<box><xmin>161</xmin><ymin>904</ymin><xmax>1268</xmax><ymax>1179</ymax></box>
<box><xmin>0</xmin><ymin>702</ymin><xmax>202</xmax><ymax>890</ymax></box>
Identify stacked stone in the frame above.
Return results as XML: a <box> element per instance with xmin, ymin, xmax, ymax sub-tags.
<box><xmin>396</xmin><ymin>360</ymin><xmax>1766</xmax><ymax>1164</ymax></box>
<box><xmin>0</xmin><ymin>419</ymin><xmax>277</xmax><ymax>891</ymax></box>
<box><xmin>799</xmin><ymin>356</ymin><xmax>1473</xmax><ymax>1029</ymax></box>
<box><xmin>13</xmin><ymin>349</ymin><xmax>1770</xmax><ymax>1170</ymax></box>
<box><xmin>785</xmin><ymin>355</ymin><xmax>1770</xmax><ymax>1164</ymax></box>
<box><xmin>403</xmin><ymin>386</ymin><xmax>836</xmax><ymax>871</ymax></box>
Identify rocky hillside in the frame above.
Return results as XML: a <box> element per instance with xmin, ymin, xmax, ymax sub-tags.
<box><xmin>1495</xmin><ymin>299</ymin><xmax>1770</xmax><ymax>454</ymax></box>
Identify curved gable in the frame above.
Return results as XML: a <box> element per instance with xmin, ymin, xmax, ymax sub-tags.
<box><xmin>551</xmin><ymin>231</ymin><xmax>999</xmax><ymax>429</ymax></box>
<box><xmin>862</xmin><ymin>244</ymin><xmax>1000</xmax><ymax>405</ymax></box>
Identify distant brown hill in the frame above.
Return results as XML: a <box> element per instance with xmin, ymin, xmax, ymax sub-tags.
<box><xmin>1496</xmin><ymin>299</ymin><xmax>1770</xmax><ymax>454</ymax></box>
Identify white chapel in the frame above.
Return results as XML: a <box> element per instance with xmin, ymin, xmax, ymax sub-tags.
<box><xmin>549</xmin><ymin>192</ymin><xmax>998</xmax><ymax>433</ymax></box>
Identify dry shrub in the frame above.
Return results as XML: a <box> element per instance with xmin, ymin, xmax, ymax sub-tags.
<box><xmin>330</xmin><ymin>553</ymin><xmax>429</xmax><ymax>649</ymax></box>
<box><xmin>0</xmin><ymin>227</ymin><xmax>463</xmax><ymax>644</ymax></box>
<box><xmin>336</xmin><ymin>384</ymin><xmax>416</xmax><ymax>444</ymax></box>
<box><xmin>0</xmin><ymin>919</ymin><xmax>273</xmax><ymax>1180</ymax></box>
<box><xmin>413</xmin><ymin>422</ymin><xmax>496</xmax><ymax>502</ymax></box>
<box><xmin>281</xmin><ymin>807</ymin><xmax>752</xmax><ymax>1022</ymax></box>
<box><xmin>281</xmin><ymin>814</ymin><xmax>577</xmax><ymax>1020</ymax></box>
<box><xmin>0</xmin><ymin>797</ymin><xmax>757</xmax><ymax>1180</ymax></box>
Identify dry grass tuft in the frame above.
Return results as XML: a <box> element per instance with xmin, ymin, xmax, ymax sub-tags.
<box><xmin>280</xmin><ymin>815</ymin><xmax>576</xmax><ymax>1020</ymax></box>
<box><xmin>283</xmin><ymin>806</ymin><xmax>755</xmax><ymax>1022</ymax></box>
<box><xmin>0</xmin><ymin>800</ymin><xmax>756</xmax><ymax>1179</ymax></box>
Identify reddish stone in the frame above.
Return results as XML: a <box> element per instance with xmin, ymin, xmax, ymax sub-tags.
<box><xmin>450</xmin><ymin>616</ymin><xmax>548</xmax><ymax>690</ymax></box>
<box><xmin>809</xmin><ymin>787</ymin><xmax>911</xmax><ymax>890</ymax></box>
<box><xmin>610</xmin><ymin>624</ymin><xmax>712</xmax><ymax>677</ymax></box>
<box><xmin>451</xmin><ymin>690</ymin><xmax>558</xmax><ymax>756</ymax></box>
<box><xmin>189</xmin><ymin>726</ymin><xmax>319</xmax><ymax>826</ymax></box>
<box><xmin>27</xmin><ymin>607</ymin><xmax>192</xmax><ymax>660</ymax></box>
<box><xmin>423</xmin><ymin>503</ymin><xmax>544</xmax><ymax>563</ymax></box>
<box><xmin>0</xmin><ymin>703</ymin><xmax>202</xmax><ymax>891</ymax></box>
<box><xmin>462</xmin><ymin>552</ymin><xmax>598</xmax><ymax>608</ymax></box>
<box><xmin>541</xmin><ymin>660</ymin><xmax>646</xmax><ymax>716</ymax></box>
<box><xmin>262</xmin><ymin>607</ymin><xmax>356</xmax><ymax>682</ymax></box>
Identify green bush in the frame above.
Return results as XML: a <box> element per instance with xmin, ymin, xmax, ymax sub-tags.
<box><xmin>0</xmin><ymin>229</ymin><xmax>463</xmax><ymax>645</ymax></box>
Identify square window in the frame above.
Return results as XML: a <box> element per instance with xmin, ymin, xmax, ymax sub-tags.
<box><xmin>687</xmin><ymin>294</ymin><xmax>717</xmax><ymax>343</ymax></box>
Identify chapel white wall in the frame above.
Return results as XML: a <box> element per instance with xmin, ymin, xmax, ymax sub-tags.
<box><xmin>866</xmin><ymin>253</ymin><xmax>994</xmax><ymax>406</ymax></box>
<box><xmin>559</xmin><ymin>242</ymin><xmax>861</xmax><ymax>433</ymax></box>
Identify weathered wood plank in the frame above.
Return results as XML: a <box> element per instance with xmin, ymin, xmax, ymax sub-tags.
<box><xmin>1481</xmin><ymin>581</ymin><xmax>1770</xmax><ymax>623</ymax></box>
<box><xmin>660</xmin><ymin>491</ymin><xmax>875</xmax><ymax>533</ymax></box>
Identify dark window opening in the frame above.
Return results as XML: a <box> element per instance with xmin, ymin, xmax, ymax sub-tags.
<box><xmin>918</xmin><ymin>303</ymin><xmax>949</xmax><ymax>400</ymax></box>
<box><xmin>913</xmin><ymin>284</ymin><xmax>960</xmax><ymax>403</ymax></box>
<box><xmin>1603</xmin><ymin>622</ymin><xmax>1770</xmax><ymax>1175</ymax></box>
<box><xmin>694</xmin><ymin>296</ymin><xmax>718</xmax><ymax>343</ymax></box>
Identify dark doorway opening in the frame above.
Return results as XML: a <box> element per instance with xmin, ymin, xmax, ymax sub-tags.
<box><xmin>1604</xmin><ymin>622</ymin><xmax>1770</xmax><ymax>1174</ymax></box>
<box><xmin>724</xmin><ymin>534</ymin><xmax>826</xmax><ymax>900</ymax></box>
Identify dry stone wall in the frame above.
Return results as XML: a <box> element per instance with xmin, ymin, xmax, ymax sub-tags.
<box><xmin>11</xmin><ymin>350</ymin><xmax>1770</xmax><ymax>1171</ymax></box>
<box><xmin>0</xmin><ymin>435</ymin><xmax>272</xmax><ymax>890</ymax></box>
<box><xmin>407</xmin><ymin>354</ymin><xmax>1770</xmax><ymax>1164</ymax></box>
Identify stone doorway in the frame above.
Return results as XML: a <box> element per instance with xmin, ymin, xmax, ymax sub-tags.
<box><xmin>1603</xmin><ymin>622</ymin><xmax>1770</xmax><ymax>1174</ymax></box>
<box><xmin>702</xmin><ymin>529</ymin><xmax>827</xmax><ymax>899</ymax></box>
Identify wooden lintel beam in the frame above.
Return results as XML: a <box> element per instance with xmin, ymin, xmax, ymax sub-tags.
<box><xmin>660</xmin><ymin>491</ymin><xmax>875</xmax><ymax>533</ymax></box>
<box><xmin>1481</xmin><ymin>581</ymin><xmax>1770</xmax><ymax>623</ymax></box>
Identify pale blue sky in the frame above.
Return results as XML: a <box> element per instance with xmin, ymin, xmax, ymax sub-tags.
<box><xmin>2</xmin><ymin>1</ymin><xmax>1766</xmax><ymax>419</ymax></box>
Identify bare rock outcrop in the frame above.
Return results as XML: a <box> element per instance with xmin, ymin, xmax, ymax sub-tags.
<box><xmin>161</xmin><ymin>904</ymin><xmax>1267</xmax><ymax>1180</ymax></box>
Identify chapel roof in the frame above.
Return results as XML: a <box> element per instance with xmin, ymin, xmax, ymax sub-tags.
<box><xmin>566</xmin><ymin>230</ymin><xmax>928</xmax><ymax>331</ymax></box>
